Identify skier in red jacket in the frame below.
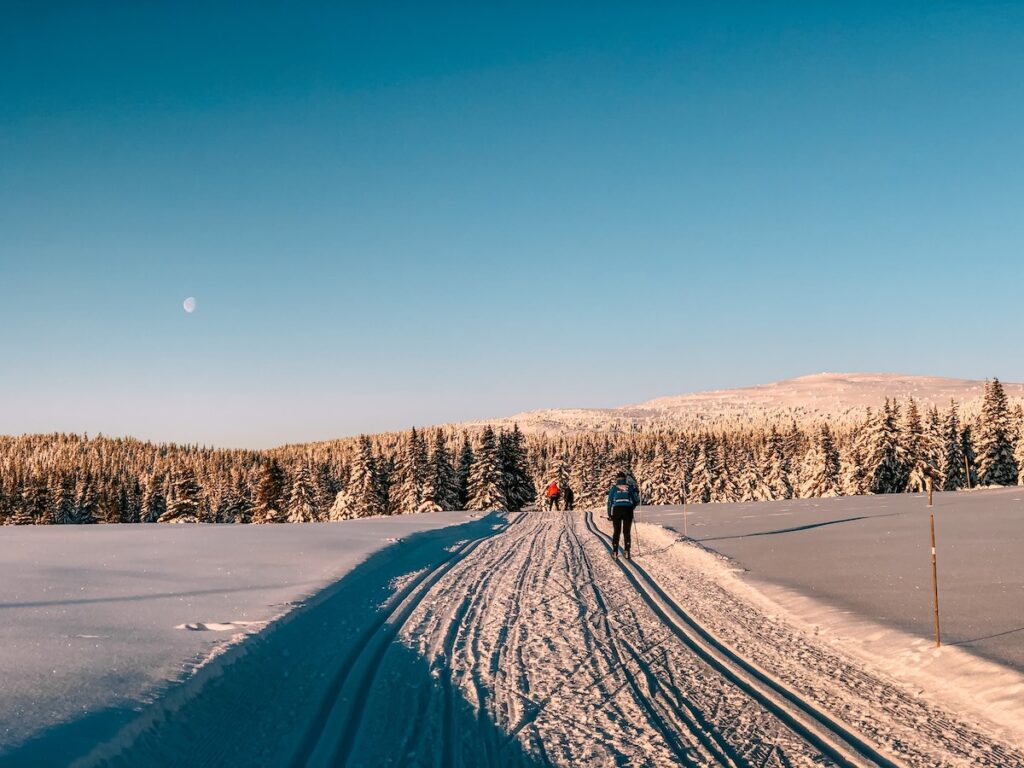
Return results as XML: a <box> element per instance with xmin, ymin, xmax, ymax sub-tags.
<box><xmin>544</xmin><ymin>480</ymin><xmax>561</xmax><ymax>511</ymax></box>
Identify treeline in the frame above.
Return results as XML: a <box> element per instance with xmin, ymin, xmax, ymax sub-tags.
<box><xmin>1</xmin><ymin>380</ymin><xmax>1022</xmax><ymax>525</ymax></box>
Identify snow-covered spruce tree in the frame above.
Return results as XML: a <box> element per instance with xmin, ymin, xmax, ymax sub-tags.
<box><xmin>802</xmin><ymin>423</ymin><xmax>842</xmax><ymax>498</ymax></box>
<box><xmin>286</xmin><ymin>462</ymin><xmax>318</xmax><ymax>523</ymax></box>
<box><xmin>762</xmin><ymin>428</ymin><xmax>793</xmax><ymax>500</ymax></box>
<box><xmin>975</xmin><ymin>378</ymin><xmax>1019</xmax><ymax>487</ymax></box>
<box><xmin>904</xmin><ymin>399</ymin><xmax>943</xmax><ymax>492</ymax></box>
<box><xmin>867</xmin><ymin>400</ymin><xmax>910</xmax><ymax>494</ymax></box>
<box><xmin>315</xmin><ymin>462</ymin><xmax>337</xmax><ymax>514</ymax></box>
<box><xmin>841</xmin><ymin>441</ymin><xmax>869</xmax><ymax>496</ymax></box>
<box><xmin>140</xmin><ymin>472</ymin><xmax>166</xmax><ymax>523</ymax></box>
<box><xmin>941</xmin><ymin>401</ymin><xmax>966</xmax><ymax>491</ymax></box>
<box><xmin>1016</xmin><ymin>432</ymin><xmax>1024</xmax><ymax>486</ymax></box>
<box><xmin>901</xmin><ymin>398</ymin><xmax>924</xmax><ymax>474</ymax></box>
<box><xmin>688</xmin><ymin>438</ymin><xmax>714</xmax><ymax>504</ymax></box>
<box><xmin>467</xmin><ymin>426</ymin><xmax>505</xmax><ymax>511</ymax></box>
<box><xmin>72</xmin><ymin>473</ymin><xmax>97</xmax><ymax>524</ymax></box>
<box><xmin>499</xmin><ymin>425</ymin><xmax>535</xmax><ymax>512</ymax></box>
<box><xmin>455</xmin><ymin>432</ymin><xmax>474</xmax><ymax>509</ymax></box>
<box><xmin>420</xmin><ymin>430</ymin><xmax>459</xmax><ymax>512</ymax></box>
<box><xmin>21</xmin><ymin>476</ymin><xmax>51</xmax><ymax>524</ymax></box>
<box><xmin>924</xmin><ymin>405</ymin><xmax>944</xmax><ymax>474</ymax></box>
<box><xmin>712</xmin><ymin>442</ymin><xmax>740</xmax><ymax>503</ymax></box>
<box><xmin>672</xmin><ymin>440</ymin><xmax>692</xmax><ymax>503</ymax></box>
<box><xmin>333</xmin><ymin>436</ymin><xmax>382</xmax><ymax>519</ymax></box>
<box><xmin>961</xmin><ymin>425</ymin><xmax>978</xmax><ymax>488</ymax></box>
<box><xmin>252</xmin><ymin>458</ymin><xmax>287</xmax><ymax>523</ymax></box>
<box><xmin>736</xmin><ymin>447</ymin><xmax>762</xmax><ymax>501</ymax></box>
<box><xmin>642</xmin><ymin>446</ymin><xmax>675</xmax><ymax>505</ymax></box>
<box><xmin>49</xmin><ymin>476</ymin><xmax>75</xmax><ymax>525</ymax></box>
<box><xmin>394</xmin><ymin>428</ymin><xmax>430</xmax><ymax>514</ymax></box>
<box><xmin>159</xmin><ymin>465</ymin><xmax>202</xmax><ymax>523</ymax></box>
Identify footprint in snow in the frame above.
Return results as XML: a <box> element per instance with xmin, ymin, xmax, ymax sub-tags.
<box><xmin>175</xmin><ymin>621</ymin><xmax>263</xmax><ymax>632</ymax></box>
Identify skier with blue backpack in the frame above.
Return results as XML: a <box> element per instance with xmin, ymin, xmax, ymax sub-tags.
<box><xmin>606</xmin><ymin>471</ymin><xmax>640</xmax><ymax>560</ymax></box>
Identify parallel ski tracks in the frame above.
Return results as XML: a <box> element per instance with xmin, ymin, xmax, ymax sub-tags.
<box><xmin>290</xmin><ymin>512</ymin><xmax>525</xmax><ymax>768</ymax></box>
<box><xmin>583</xmin><ymin>509</ymin><xmax>904</xmax><ymax>768</ymax></box>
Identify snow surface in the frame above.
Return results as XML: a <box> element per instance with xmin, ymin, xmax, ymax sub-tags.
<box><xmin>0</xmin><ymin>512</ymin><xmax>481</xmax><ymax>763</ymax></box>
<box><xmin>634</xmin><ymin>486</ymin><xmax>1024</xmax><ymax>672</ymax></box>
<box><xmin>4</xmin><ymin>497</ymin><xmax>1022</xmax><ymax>766</ymax></box>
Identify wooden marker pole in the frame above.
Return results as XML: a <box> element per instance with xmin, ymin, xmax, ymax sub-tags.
<box><xmin>683</xmin><ymin>501</ymin><xmax>688</xmax><ymax>538</ymax></box>
<box><xmin>930</xmin><ymin>513</ymin><xmax>941</xmax><ymax>648</ymax></box>
<box><xmin>927</xmin><ymin>477</ymin><xmax>933</xmax><ymax>507</ymax></box>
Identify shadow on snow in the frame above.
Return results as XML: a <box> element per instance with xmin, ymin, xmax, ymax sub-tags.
<box><xmin>1</xmin><ymin>512</ymin><xmax>543</xmax><ymax>768</ymax></box>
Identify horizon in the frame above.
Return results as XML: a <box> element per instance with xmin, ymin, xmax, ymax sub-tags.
<box><xmin>3</xmin><ymin>369</ymin><xmax>1019</xmax><ymax>451</ymax></box>
<box><xmin>4</xmin><ymin>3</ymin><xmax>1024</xmax><ymax>446</ymax></box>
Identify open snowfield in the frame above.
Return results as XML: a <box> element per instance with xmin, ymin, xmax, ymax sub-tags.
<box><xmin>1</xmin><ymin>506</ymin><xmax>1016</xmax><ymax>767</ymax></box>
<box><xmin>636</xmin><ymin>486</ymin><xmax>1024</xmax><ymax>672</ymax></box>
<box><xmin>0</xmin><ymin>511</ymin><xmax>485</xmax><ymax>764</ymax></box>
<box><xmin>3</xmin><ymin>494</ymin><xmax>1022</xmax><ymax>766</ymax></box>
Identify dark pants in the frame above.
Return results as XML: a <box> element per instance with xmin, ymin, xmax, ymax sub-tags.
<box><xmin>610</xmin><ymin>506</ymin><xmax>634</xmax><ymax>553</ymax></box>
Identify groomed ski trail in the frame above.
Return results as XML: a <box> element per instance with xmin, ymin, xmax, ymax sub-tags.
<box><xmin>345</xmin><ymin>510</ymin><xmax>842</xmax><ymax>767</ymax></box>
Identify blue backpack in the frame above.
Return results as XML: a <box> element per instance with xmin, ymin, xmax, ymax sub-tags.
<box><xmin>610</xmin><ymin>483</ymin><xmax>636</xmax><ymax>508</ymax></box>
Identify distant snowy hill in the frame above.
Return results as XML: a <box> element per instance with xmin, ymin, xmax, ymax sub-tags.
<box><xmin>461</xmin><ymin>373</ymin><xmax>1024</xmax><ymax>435</ymax></box>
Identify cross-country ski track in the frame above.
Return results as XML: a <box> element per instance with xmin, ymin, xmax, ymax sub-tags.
<box><xmin>81</xmin><ymin>510</ymin><xmax>1022</xmax><ymax>768</ymax></box>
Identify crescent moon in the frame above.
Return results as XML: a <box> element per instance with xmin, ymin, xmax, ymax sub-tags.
<box><xmin>183</xmin><ymin>297</ymin><xmax>196</xmax><ymax>313</ymax></box>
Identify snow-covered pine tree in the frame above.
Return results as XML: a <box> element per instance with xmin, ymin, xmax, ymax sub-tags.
<box><xmin>333</xmin><ymin>436</ymin><xmax>382</xmax><ymax>519</ymax></box>
<box><xmin>802</xmin><ymin>423</ymin><xmax>842</xmax><ymax>498</ymax></box>
<box><xmin>688</xmin><ymin>437</ymin><xmax>715</xmax><ymax>504</ymax></box>
<box><xmin>22</xmin><ymin>475</ymin><xmax>50</xmax><ymax>524</ymax></box>
<box><xmin>467</xmin><ymin>426</ymin><xmax>505</xmax><ymax>511</ymax></box>
<box><xmin>398</xmin><ymin>428</ymin><xmax>432</xmax><ymax>513</ymax></box>
<box><xmin>455</xmin><ymin>432</ymin><xmax>474</xmax><ymax>509</ymax></box>
<box><xmin>159</xmin><ymin>465</ymin><xmax>202</xmax><ymax>523</ymax></box>
<box><xmin>639</xmin><ymin>446</ymin><xmax>672</xmax><ymax>504</ymax></box>
<box><xmin>499</xmin><ymin>425</ymin><xmax>535</xmax><ymax>512</ymax></box>
<box><xmin>375</xmin><ymin>450</ymin><xmax>395</xmax><ymax>515</ymax></box>
<box><xmin>901</xmin><ymin>398</ymin><xmax>924</xmax><ymax>475</ymax></box>
<box><xmin>49</xmin><ymin>476</ymin><xmax>75</xmax><ymax>525</ymax></box>
<box><xmin>712</xmin><ymin>442</ymin><xmax>739</xmax><ymax>503</ymax></box>
<box><xmin>286</xmin><ymin>462</ymin><xmax>318</xmax><ymax>523</ymax></box>
<box><xmin>841</xmin><ymin>441</ymin><xmax>869</xmax><ymax>496</ymax></box>
<box><xmin>867</xmin><ymin>399</ymin><xmax>910</xmax><ymax>494</ymax></box>
<box><xmin>941</xmin><ymin>401</ymin><xmax>966</xmax><ymax>491</ymax></box>
<box><xmin>961</xmin><ymin>425</ymin><xmax>978</xmax><ymax>488</ymax></box>
<box><xmin>315</xmin><ymin>462</ymin><xmax>336</xmax><ymax>514</ymax></box>
<box><xmin>924</xmin><ymin>405</ymin><xmax>944</xmax><ymax>474</ymax></box>
<box><xmin>672</xmin><ymin>439</ymin><xmax>692</xmax><ymax>503</ymax></box>
<box><xmin>72</xmin><ymin>473</ymin><xmax>97</xmax><ymax>524</ymax></box>
<box><xmin>762</xmin><ymin>428</ymin><xmax>793</xmax><ymax>500</ymax></box>
<box><xmin>420</xmin><ymin>430</ymin><xmax>459</xmax><ymax>512</ymax></box>
<box><xmin>975</xmin><ymin>378</ymin><xmax>1019</xmax><ymax>486</ymax></box>
<box><xmin>252</xmin><ymin>458</ymin><xmax>287</xmax><ymax>523</ymax></box>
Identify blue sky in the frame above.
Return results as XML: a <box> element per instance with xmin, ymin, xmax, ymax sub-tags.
<box><xmin>2</xmin><ymin>2</ymin><xmax>1023</xmax><ymax>447</ymax></box>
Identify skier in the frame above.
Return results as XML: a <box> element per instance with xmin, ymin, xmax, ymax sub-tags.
<box><xmin>563</xmin><ymin>484</ymin><xmax>575</xmax><ymax>511</ymax></box>
<box><xmin>544</xmin><ymin>480</ymin><xmax>561</xmax><ymax>511</ymax></box>
<box><xmin>606</xmin><ymin>471</ymin><xmax>639</xmax><ymax>560</ymax></box>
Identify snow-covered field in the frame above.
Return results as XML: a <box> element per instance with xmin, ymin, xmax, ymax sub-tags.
<box><xmin>0</xmin><ymin>511</ymin><xmax>486</xmax><ymax>764</ymax></box>
<box><xmin>3</xmin><ymin>494</ymin><xmax>1022</xmax><ymax>766</ymax></box>
<box><xmin>635</xmin><ymin>486</ymin><xmax>1024</xmax><ymax>672</ymax></box>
